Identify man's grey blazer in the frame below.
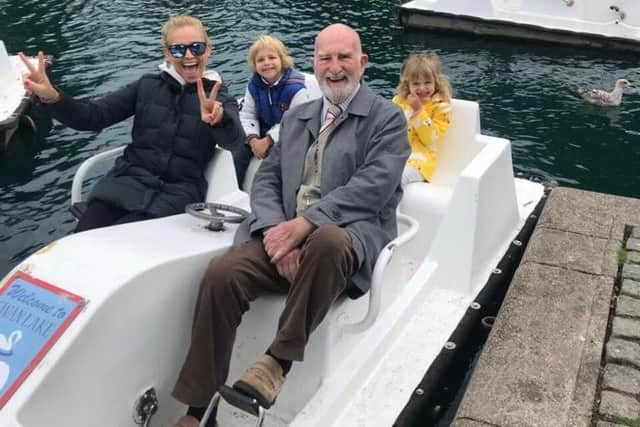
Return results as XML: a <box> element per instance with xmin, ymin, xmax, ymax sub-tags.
<box><xmin>235</xmin><ymin>83</ymin><xmax>410</xmax><ymax>297</ymax></box>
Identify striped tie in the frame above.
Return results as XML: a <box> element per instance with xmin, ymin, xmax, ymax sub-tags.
<box><xmin>318</xmin><ymin>103</ymin><xmax>342</xmax><ymax>144</ymax></box>
<box><xmin>294</xmin><ymin>103</ymin><xmax>342</xmax><ymax>215</ymax></box>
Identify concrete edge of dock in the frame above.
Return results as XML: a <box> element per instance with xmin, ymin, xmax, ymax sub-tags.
<box><xmin>452</xmin><ymin>186</ymin><xmax>640</xmax><ymax>426</ymax></box>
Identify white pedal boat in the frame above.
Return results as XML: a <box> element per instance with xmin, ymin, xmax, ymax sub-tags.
<box><xmin>0</xmin><ymin>41</ymin><xmax>37</xmax><ymax>149</ymax></box>
<box><xmin>0</xmin><ymin>97</ymin><xmax>545</xmax><ymax>426</ymax></box>
<box><xmin>399</xmin><ymin>0</ymin><xmax>640</xmax><ymax>52</ymax></box>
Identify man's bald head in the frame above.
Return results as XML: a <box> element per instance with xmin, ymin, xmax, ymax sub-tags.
<box><xmin>314</xmin><ymin>23</ymin><xmax>363</xmax><ymax>56</ymax></box>
<box><xmin>312</xmin><ymin>23</ymin><xmax>368</xmax><ymax>104</ymax></box>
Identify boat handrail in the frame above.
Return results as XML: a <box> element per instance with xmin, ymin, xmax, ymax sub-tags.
<box><xmin>70</xmin><ymin>145</ymin><xmax>125</xmax><ymax>205</ymax></box>
<box><xmin>341</xmin><ymin>212</ymin><xmax>420</xmax><ymax>334</ymax></box>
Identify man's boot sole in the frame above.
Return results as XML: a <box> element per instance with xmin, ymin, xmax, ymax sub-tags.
<box><xmin>232</xmin><ymin>380</ymin><xmax>275</xmax><ymax>409</ymax></box>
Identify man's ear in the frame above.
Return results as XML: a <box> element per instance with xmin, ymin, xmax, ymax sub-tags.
<box><xmin>360</xmin><ymin>53</ymin><xmax>369</xmax><ymax>68</ymax></box>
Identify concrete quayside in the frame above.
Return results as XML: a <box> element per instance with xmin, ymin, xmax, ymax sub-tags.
<box><xmin>452</xmin><ymin>187</ymin><xmax>640</xmax><ymax>426</ymax></box>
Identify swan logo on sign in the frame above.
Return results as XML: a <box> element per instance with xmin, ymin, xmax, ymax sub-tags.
<box><xmin>0</xmin><ymin>271</ymin><xmax>85</xmax><ymax>408</ymax></box>
<box><xmin>0</xmin><ymin>330</ymin><xmax>22</xmax><ymax>390</ymax></box>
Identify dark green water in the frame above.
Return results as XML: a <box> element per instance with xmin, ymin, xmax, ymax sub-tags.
<box><xmin>1</xmin><ymin>0</ymin><xmax>639</xmax><ymax>279</ymax></box>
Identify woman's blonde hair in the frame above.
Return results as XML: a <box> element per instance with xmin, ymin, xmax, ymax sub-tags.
<box><xmin>161</xmin><ymin>15</ymin><xmax>210</xmax><ymax>46</ymax></box>
<box><xmin>247</xmin><ymin>35</ymin><xmax>293</xmax><ymax>73</ymax></box>
<box><xmin>396</xmin><ymin>52</ymin><xmax>451</xmax><ymax>101</ymax></box>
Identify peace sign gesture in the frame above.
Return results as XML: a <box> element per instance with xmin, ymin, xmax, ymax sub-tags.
<box><xmin>19</xmin><ymin>51</ymin><xmax>60</xmax><ymax>104</ymax></box>
<box><xmin>197</xmin><ymin>79</ymin><xmax>224</xmax><ymax>126</ymax></box>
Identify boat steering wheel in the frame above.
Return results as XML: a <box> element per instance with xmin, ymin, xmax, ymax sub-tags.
<box><xmin>185</xmin><ymin>203</ymin><xmax>250</xmax><ymax>231</ymax></box>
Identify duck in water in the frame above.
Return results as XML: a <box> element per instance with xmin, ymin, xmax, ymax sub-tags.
<box><xmin>577</xmin><ymin>79</ymin><xmax>632</xmax><ymax>107</ymax></box>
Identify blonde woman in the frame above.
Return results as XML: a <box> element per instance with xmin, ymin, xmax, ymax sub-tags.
<box><xmin>20</xmin><ymin>15</ymin><xmax>243</xmax><ymax>231</ymax></box>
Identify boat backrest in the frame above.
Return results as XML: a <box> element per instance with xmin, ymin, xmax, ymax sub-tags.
<box><xmin>398</xmin><ymin>99</ymin><xmax>483</xmax><ymax>258</ymax></box>
<box><xmin>204</xmin><ymin>148</ymin><xmax>240</xmax><ymax>202</ymax></box>
<box><xmin>429</xmin><ymin>99</ymin><xmax>482</xmax><ymax>186</ymax></box>
<box><xmin>0</xmin><ymin>41</ymin><xmax>17</xmax><ymax>81</ymax></box>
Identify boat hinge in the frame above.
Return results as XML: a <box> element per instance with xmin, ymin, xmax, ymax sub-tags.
<box><xmin>133</xmin><ymin>387</ymin><xmax>159</xmax><ymax>427</ymax></box>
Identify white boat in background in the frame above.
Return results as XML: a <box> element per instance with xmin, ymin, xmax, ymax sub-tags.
<box><xmin>0</xmin><ymin>41</ymin><xmax>38</xmax><ymax>149</ymax></box>
<box><xmin>399</xmin><ymin>0</ymin><xmax>640</xmax><ymax>52</ymax></box>
<box><xmin>0</xmin><ymin>95</ymin><xmax>546</xmax><ymax>426</ymax></box>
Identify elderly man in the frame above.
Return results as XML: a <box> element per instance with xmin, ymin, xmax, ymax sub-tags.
<box><xmin>173</xmin><ymin>23</ymin><xmax>409</xmax><ymax>427</ymax></box>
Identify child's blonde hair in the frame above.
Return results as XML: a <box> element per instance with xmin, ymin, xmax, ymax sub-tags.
<box><xmin>397</xmin><ymin>53</ymin><xmax>451</xmax><ymax>101</ymax></box>
<box><xmin>247</xmin><ymin>35</ymin><xmax>293</xmax><ymax>73</ymax></box>
<box><xmin>161</xmin><ymin>15</ymin><xmax>211</xmax><ymax>46</ymax></box>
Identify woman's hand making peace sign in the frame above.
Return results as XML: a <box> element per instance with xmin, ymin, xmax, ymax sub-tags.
<box><xmin>196</xmin><ymin>79</ymin><xmax>224</xmax><ymax>126</ymax></box>
<box><xmin>19</xmin><ymin>51</ymin><xmax>60</xmax><ymax>104</ymax></box>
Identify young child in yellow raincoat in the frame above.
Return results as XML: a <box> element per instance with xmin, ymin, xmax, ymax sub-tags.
<box><xmin>393</xmin><ymin>53</ymin><xmax>451</xmax><ymax>186</ymax></box>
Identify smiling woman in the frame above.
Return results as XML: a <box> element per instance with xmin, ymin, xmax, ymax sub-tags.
<box><xmin>161</xmin><ymin>16</ymin><xmax>212</xmax><ymax>84</ymax></box>
<box><xmin>18</xmin><ymin>14</ymin><xmax>244</xmax><ymax>233</ymax></box>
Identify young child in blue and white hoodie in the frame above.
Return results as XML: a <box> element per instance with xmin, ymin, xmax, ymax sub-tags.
<box><xmin>235</xmin><ymin>35</ymin><xmax>311</xmax><ymax>188</ymax></box>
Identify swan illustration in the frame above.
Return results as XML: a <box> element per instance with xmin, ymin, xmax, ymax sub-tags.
<box><xmin>577</xmin><ymin>79</ymin><xmax>632</xmax><ymax>106</ymax></box>
<box><xmin>0</xmin><ymin>330</ymin><xmax>22</xmax><ymax>356</ymax></box>
<box><xmin>0</xmin><ymin>361</ymin><xmax>9</xmax><ymax>390</ymax></box>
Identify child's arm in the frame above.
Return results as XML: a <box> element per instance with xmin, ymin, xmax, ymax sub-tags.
<box><xmin>266</xmin><ymin>87</ymin><xmax>311</xmax><ymax>144</ymax></box>
<box><xmin>239</xmin><ymin>86</ymin><xmax>260</xmax><ymax>141</ymax></box>
<box><xmin>240</xmin><ymin>87</ymin><xmax>272</xmax><ymax>159</ymax></box>
<box><xmin>411</xmin><ymin>101</ymin><xmax>451</xmax><ymax>147</ymax></box>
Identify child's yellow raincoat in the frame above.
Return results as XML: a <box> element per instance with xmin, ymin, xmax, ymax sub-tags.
<box><xmin>392</xmin><ymin>94</ymin><xmax>451</xmax><ymax>181</ymax></box>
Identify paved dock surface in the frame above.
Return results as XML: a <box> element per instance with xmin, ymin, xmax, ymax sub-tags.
<box><xmin>452</xmin><ymin>187</ymin><xmax>640</xmax><ymax>426</ymax></box>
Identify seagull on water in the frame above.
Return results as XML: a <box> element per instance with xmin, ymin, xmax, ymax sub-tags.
<box><xmin>577</xmin><ymin>79</ymin><xmax>632</xmax><ymax>107</ymax></box>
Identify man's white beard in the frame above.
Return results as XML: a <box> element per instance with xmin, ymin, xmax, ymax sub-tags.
<box><xmin>317</xmin><ymin>73</ymin><xmax>358</xmax><ymax>104</ymax></box>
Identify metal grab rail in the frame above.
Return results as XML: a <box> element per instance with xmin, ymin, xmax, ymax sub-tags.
<box><xmin>341</xmin><ymin>212</ymin><xmax>420</xmax><ymax>333</ymax></box>
<box><xmin>70</xmin><ymin>145</ymin><xmax>125</xmax><ymax>205</ymax></box>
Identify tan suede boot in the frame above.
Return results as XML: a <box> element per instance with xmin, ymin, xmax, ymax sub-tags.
<box><xmin>233</xmin><ymin>354</ymin><xmax>285</xmax><ymax>409</ymax></box>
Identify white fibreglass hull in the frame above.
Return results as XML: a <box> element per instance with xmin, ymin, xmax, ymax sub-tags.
<box><xmin>0</xmin><ymin>99</ymin><xmax>544</xmax><ymax>427</ymax></box>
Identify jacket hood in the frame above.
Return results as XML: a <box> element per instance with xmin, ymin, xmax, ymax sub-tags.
<box><xmin>158</xmin><ymin>61</ymin><xmax>221</xmax><ymax>86</ymax></box>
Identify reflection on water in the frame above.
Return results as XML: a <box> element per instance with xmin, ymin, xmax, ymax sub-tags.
<box><xmin>1</xmin><ymin>0</ymin><xmax>639</xmax><ymax>276</ymax></box>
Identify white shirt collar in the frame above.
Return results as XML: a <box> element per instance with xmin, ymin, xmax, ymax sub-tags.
<box><xmin>321</xmin><ymin>83</ymin><xmax>360</xmax><ymax>121</ymax></box>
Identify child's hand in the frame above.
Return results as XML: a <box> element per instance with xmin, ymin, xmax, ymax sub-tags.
<box><xmin>407</xmin><ymin>92</ymin><xmax>422</xmax><ymax>114</ymax></box>
<box><xmin>197</xmin><ymin>80</ymin><xmax>224</xmax><ymax>126</ymax></box>
<box><xmin>249</xmin><ymin>136</ymin><xmax>272</xmax><ymax>159</ymax></box>
<box><xmin>19</xmin><ymin>51</ymin><xmax>59</xmax><ymax>103</ymax></box>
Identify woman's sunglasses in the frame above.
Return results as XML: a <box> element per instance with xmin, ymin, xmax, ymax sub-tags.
<box><xmin>167</xmin><ymin>42</ymin><xmax>207</xmax><ymax>59</ymax></box>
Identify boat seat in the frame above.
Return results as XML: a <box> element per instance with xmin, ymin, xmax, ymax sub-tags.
<box><xmin>225</xmin><ymin>212</ymin><xmax>418</xmax><ymax>423</ymax></box>
<box><xmin>69</xmin><ymin>146</ymin><xmax>238</xmax><ymax>219</ymax></box>
<box><xmin>398</xmin><ymin>99</ymin><xmax>483</xmax><ymax>253</ymax></box>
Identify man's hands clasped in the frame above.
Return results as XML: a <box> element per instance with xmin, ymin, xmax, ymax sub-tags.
<box><xmin>263</xmin><ymin>217</ymin><xmax>316</xmax><ymax>284</ymax></box>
